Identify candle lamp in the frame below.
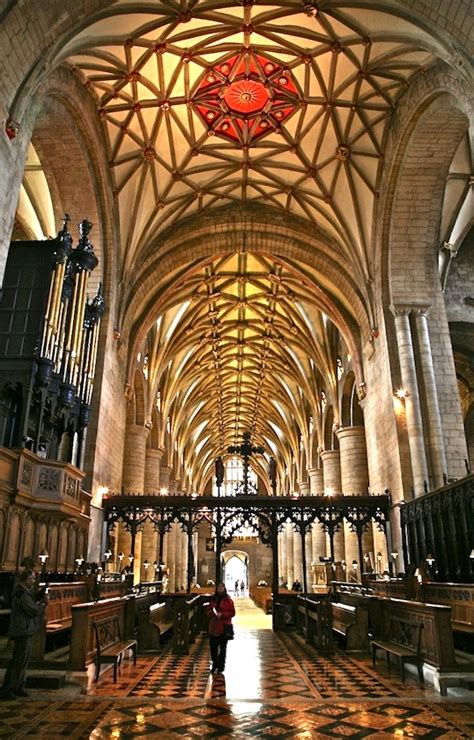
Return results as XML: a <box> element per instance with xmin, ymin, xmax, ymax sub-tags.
<box><xmin>391</xmin><ymin>551</ymin><xmax>398</xmax><ymax>577</ymax></box>
<box><xmin>38</xmin><ymin>550</ymin><xmax>49</xmax><ymax>577</ymax></box>
<box><xmin>104</xmin><ymin>547</ymin><xmax>112</xmax><ymax>573</ymax></box>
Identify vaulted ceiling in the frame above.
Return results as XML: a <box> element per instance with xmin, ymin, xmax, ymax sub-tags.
<box><xmin>144</xmin><ymin>251</ymin><xmax>344</xmax><ymax>490</ymax></box>
<box><xmin>59</xmin><ymin>1</ymin><xmax>436</xmax><ymax>286</ymax></box>
<box><xmin>28</xmin><ymin>2</ymin><xmax>463</xmax><ymax>487</ymax></box>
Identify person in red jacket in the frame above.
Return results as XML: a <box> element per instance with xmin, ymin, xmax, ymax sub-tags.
<box><xmin>207</xmin><ymin>582</ymin><xmax>235</xmax><ymax>674</ymax></box>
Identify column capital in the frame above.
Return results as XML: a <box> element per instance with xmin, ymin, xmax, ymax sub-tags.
<box><xmin>390</xmin><ymin>303</ymin><xmax>432</xmax><ymax>318</ymax></box>
<box><xmin>336</xmin><ymin>425</ymin><xmax>366</xmax><ymax>442</ymax></box>
<box><xmin>320</xmin><ymin>449</ymin><xmax>340</xmax><ymax>462</ymax></box>
<box><xmin>125</xmin><ymin>423</ymin><xmax>150</xmax><ymax>439</ymax></box>
<box><xmin>146</xmin><ymin>447</ymin><xmax>165</xmax><ymax>460</ymax></box>
<box><xmin>390</xmin><ymin>303</ymin><xmax>412</xmax><ymax>318</ymax></box>
<box><xmin>412</xmin><ymin>304</ymin><xmax>432</xmax><ymax>318</ymax></box>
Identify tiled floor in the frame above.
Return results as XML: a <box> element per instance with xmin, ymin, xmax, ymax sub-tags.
<box><xmin>1</xmin><ymin>597</ymin><xmax>473</xmax><ymax>737</ymax></box>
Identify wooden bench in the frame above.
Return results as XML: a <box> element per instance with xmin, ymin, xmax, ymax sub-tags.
<box><xmin>93</xmin><ymin>614</ymin><xmax>137</xmax><ymax>682</ymax></box>
<box><xmin>296</xmin><ymin>595</ymin><xmax>334</xmax><ymax>654</ymax></box>
<box><xmin>45</xmin><ymin>582</ymin><xmax>89</xmax><ymax>633</ymax></box>
<box><xmin>371</xmin><ymin>614</ymin><xmax>424</xmax><ymax>683</ymax></box>
<box><xmin>331</xmin><ymin>601</ymin><xmax>369</xmax><ymax>652</ymax></box>
<box><xmin>172</xmin><ymin>595</ymin><xmax>201</xmax><ymax>654</ymax></box>
<box><xmin>31</xmin><ymin>582</ymin><xmax>89</xmax><ymax>661</ymax></box>
<box><xmin>136</xmin><ymin>600</ymin><xmax>174</xmax><ymax>651</ymax></box>
<box><xmin>69</xmin><ymin>596</ymin><xmax>135</xmax><ymax>679</ymax></box>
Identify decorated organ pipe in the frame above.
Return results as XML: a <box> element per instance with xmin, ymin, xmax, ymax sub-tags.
<box><xmin>36</xmin><ymin>215</ymin><xmax>103</xmax><ymax>423</ymax></box>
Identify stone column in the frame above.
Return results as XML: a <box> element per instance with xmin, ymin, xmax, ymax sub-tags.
<box><xmin>413</xmin><ymin>308</ymin><xmax>448</xmax><ymax>488</ymax></box>
<box><xmin>337</xmin><ymin>426</ymin><xmax>373</xmax><ymax>570</ymax></box>
<box><xmin>181</xmin><ymin>531</ymin><xmax>188</xmax><ymax>591</ymax></box>
<box><xmin>298</xmin><ymin>481</ymin><xmax>310</xmax><ymax>496</ymax></box>
<box><xmin>121</xmin><ymin>424</ymin><xmax>149</xmax><ymax>581</ymax></box>
<box><xmin>167</xmin><ymin>524</ymin><xmax>178</xmax><ymax>592</ymax></box>
<box><xmin>392</xmin><ymin>307</ymin><xmax>429</xmax><ymax>495</ymax></box>
<box><xmin>304</xmin><ymin>530</ymin><xmax>313</xmax><ymax>592</ymax></box>
<box><xmin>293</xmin><ymin>526</ymin><xmax>303</xmax><ymax>585</ymax></box>
<box><xmin>140</xmin><ymin>520</ymin><xmax>158</xmax><ymax>582</ymax></box>
<box><xmin>286</xmin><ymin>524</ymin><xmax>294</xmax><ymax>587</ymax></box>
<box><xmin>122</xmin><ymin>424</ymin><xmax>149</xmax><ymax>493</ymax></box>
<box><xmin>308</xmin><ymin>466</ymin><xmax>326</xmax><ymax>562</ymax></box>
<box><xmin>308</xmin><ymin>467</ymin><xmax>323</xmax><ymax>495</ymax></box>
<box><xmin>144</xmin><ymin>447</ymin><xmax>164</xmax><ymax>493</ymax></box>
<box><xmin>321</xmin><ymin>450</ymin><xmax>345</xmax><ymax>561</ymax></box>
<box><xmin>159</xmin><ymin>466</ymin><xmax>172</xmax><ymax>491</ymax></box>
<box><xmin>279</xmin><ymin>530</ymin><xmax>287</xmax><ymax>587</ymax></box>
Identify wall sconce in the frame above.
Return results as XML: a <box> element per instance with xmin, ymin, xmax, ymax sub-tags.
<box><xmin>324</xmin><ymin>487</ymin><xmax>335</xmax><ymax>497</ymax></box>
<box><xmin>75</xmin><ymin>556</ymin><xmax>84</xmax><ymax>573</ymax></box>
<box><xmin>394</xmin><ymin>388</ymin><xmax>409</xmax><ymax>401</ymax></box>
<box><xmin>143</xmin><ymin>559</ymin><xmax>150</xmax><ymax>576</ymax></box>
<box><xmin>128</xmin><ymin>553</ymin><xmax>134</xmax><ymax>564</ymax></box>
<box><xmin>426</xmin><ymin>553</ymin><xmax>435</xmax><ymax>567</ymax></box>
<box><xmin>160</xmin><ymin>487</ymin><xmax>169</xmax><ymax>496</ymax></box>
<box><xmin>352</xmin><ymin>560</ymin><xmax>358</xmax><ymax>571</ymax></box>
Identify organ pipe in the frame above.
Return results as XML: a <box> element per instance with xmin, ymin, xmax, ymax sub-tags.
<box><xmin>37</xmin><ymin>215</ymin><xmax>103</xmax><ymax>424</ymax></box>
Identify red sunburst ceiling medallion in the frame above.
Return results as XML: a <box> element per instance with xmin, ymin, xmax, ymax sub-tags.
<box><xmin>193</xmin><ymin>50</ymin><xmax>301</xmax><ymax>143</ymax></box>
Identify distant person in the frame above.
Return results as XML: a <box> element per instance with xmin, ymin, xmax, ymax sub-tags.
<box><xmin>234</xmin><ymin>579</ymin><xmax>239</xmax><ymax>595</ymax></box>
<box><xmin>1</xmin><ymin>570</ymin><xmax>48</xmax><ymax>699</ymax></box>
<box><xmin>292</xmin><ymin>579</ymin><xmax>302</xmax><ymax>592</ymax></box>
<box><xmin>206</xmin><ymin>582</ymin><xmax>235</xmax><ymax>674</ymax></box>
<box><xmin>240</xmin><ymin>579</ymin><xmax>245</xmax><ymax>595</ymax></box>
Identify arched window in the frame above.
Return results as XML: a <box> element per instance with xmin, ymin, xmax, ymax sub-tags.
<box><xmin>212</xmin><ymin>456</ymin><xmax>258</xmax><ymax>497</ymax></box>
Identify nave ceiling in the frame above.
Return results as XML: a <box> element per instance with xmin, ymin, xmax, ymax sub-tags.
<box><xmin>13</xmin><ymin>1</ymin><xmax>471</xmax><ymax>491</ymax></box>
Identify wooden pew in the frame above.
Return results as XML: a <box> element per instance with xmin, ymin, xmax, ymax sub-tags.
<box><xmin>31</xmin><ymin>581</ymin><xmax>89</xmax><ymax>661</ymax></box>
<box><xmin>296</xmin><ymin>595</ymin><xmax>334</xmax><ymax>654</ymax></box>
<box><xmin>370</xmin><ymin>580</ymin><xmax>474</xmax><ymax>635</ymax></box>
<box><xmin>250</xmin><ymin>586</ymin><xmax>272</xmax><ymax>613</ymax></box>
<box><xmin>69</xmin><ymin>596</ymin><xmax>135</xmax><ymax>679</ymax></box>
<box><xmin>372</xmin><ymin>614</ymin><xmax>424</xmax><ymax>683</ymax></box>
<box><xmin>331</xmin><ymin>601</ymin><xmax>369</xmax><ymax>652</ymax></box>
<box><xmin>135</xmin><ymin>595</ymin><xmax>174</xmax><ymax>651</ymax></box>
<box><xmin>93</xmin><ymin>613</ymin><xmax>137</xmax><ymax>682</ymax></box>
<box><xmin>250</xmin><ymin>586</ymin><xmax>300</xmax><ymax>614</ymax></box>
<box><xmin>172</xmin><ymin>595</ymin><xmax>201</xmax><ymax>654</ymax></box>
<box><xmin>369</xmin><ymin>598</ymin><xmax>458</xmax><ymax>690</ymax></box>
<box><xmin>423</xmin><ymin>584</ymin><xmax>474</xmax><ymax>635</ymax></box>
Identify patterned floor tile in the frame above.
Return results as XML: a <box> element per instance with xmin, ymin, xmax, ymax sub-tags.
<box><xmin>1</xmin><ymin>598</ymin><xmax>472</xmax><ymax>738</ymax></box>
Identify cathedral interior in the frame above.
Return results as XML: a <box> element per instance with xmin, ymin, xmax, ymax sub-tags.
<box><xmin>0</xmin><ymin>1</ymin><xmax>473</xmax><ymax>737</ymax></box>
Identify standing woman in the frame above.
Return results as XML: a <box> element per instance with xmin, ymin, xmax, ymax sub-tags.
<box><xmin>207</xmin><ymin>582</ymin><xmax>235</xmax><ymax>674</ymax></box>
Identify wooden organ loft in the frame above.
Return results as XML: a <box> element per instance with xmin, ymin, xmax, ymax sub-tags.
<box><xmin>0</xmin><ymin>216</ymin><xmax>104</xmax><ymax>573</ymax></box>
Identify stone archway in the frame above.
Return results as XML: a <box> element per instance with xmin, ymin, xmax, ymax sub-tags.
<box><xmin>222</xmin><ymin>549</ymin><xmax>248</xmax><ymax>594</ymax></box>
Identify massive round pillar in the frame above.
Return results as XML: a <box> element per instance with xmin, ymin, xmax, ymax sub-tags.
<box><xmin>320</xmin><ymin>450</ymin><xmax>345</xmax><ymax>561</ymax></box>
<box><xmin>308</xmin><ymin>466</ymin><xmax>326</xmax><ymax>563</ymax></box>
<box><xmin>337</xmin><ymin>426</ymin><xmax>373</xmax><ymax>571</ymax></box>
